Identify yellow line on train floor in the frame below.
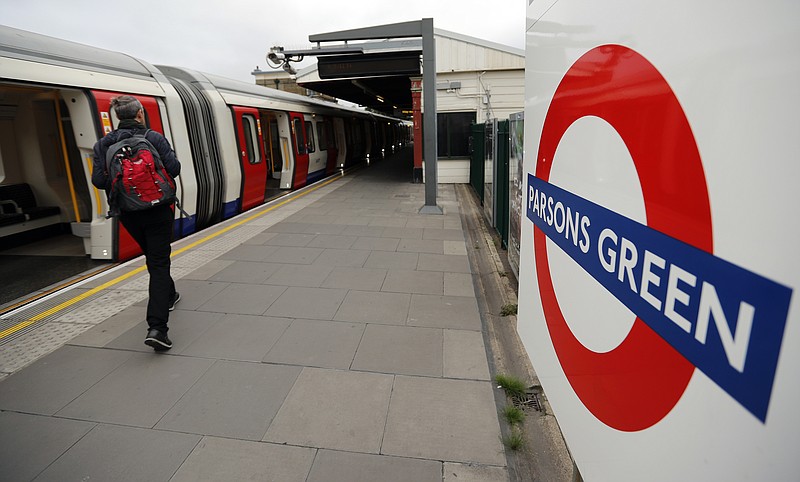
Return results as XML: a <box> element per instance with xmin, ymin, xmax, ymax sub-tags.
<box><xmin>0</xmin><ymin>174</ymin><xmax>343</xmax><ymax>341</ymax></box>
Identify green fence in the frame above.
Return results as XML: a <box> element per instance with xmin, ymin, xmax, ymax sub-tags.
<box><xmin>468</xmin><ymin>119</ymin><xmax>510</xmax><ymax>247</ymax></box>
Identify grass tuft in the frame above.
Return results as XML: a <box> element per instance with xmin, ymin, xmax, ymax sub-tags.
<box><xmin>502</xmin><ymin>405</ymin><xmax>526</xmax><ymax>426</ymax></box>
<box><xmin>500</xmin><ymin>303</ymin><xmax>518</xmax><ymax>316</ymax></box>
<box><xmin>495</xmin><ymin>373</ymin><xmax>527</xmax><ymax>399</ymax></box>
<box><xmin>502</xmin><ymin>428</ymin><xmax>526</xmax><ymax>451</ymax></box>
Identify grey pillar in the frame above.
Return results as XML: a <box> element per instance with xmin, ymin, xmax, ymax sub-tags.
<box><xmin>419</xmin><ymin>18</ymin><xmax>442</xmax><ymax>214</ymax></box>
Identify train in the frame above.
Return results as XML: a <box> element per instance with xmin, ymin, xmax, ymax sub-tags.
<box><xmin>0</xmin><ymin>25</ymin><xmax>409</xmax><ymax>262</ymax></box>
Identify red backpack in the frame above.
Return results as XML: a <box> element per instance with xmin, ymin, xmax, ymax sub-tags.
<box><xmin>105</xmin><ymin>130</ymin><xmax>176</xmax><ymax>217</ymax></box>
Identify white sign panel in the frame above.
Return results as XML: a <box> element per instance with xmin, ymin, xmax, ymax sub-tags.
<box><xmin>520</xmin><ymin>1</ymin><xmax>800</xmax><ymax>480</ymax></box>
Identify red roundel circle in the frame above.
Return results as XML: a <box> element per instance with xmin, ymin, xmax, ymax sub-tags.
<box><xmin>534</xmin><ymin>45</ymin><xmax>712</xmax><ymax>432</ymax></box>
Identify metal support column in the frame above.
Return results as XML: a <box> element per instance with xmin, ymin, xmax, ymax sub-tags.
<box><xmin>419</xmin><ymin>18</ymin><xmax>443</xmax><ymax>214</ymax></box>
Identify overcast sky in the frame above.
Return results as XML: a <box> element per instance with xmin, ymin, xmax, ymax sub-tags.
<box><xmin>1</xmin><ymin>0</ymin><xmax>524</xmax><ymax>83</ymax></box>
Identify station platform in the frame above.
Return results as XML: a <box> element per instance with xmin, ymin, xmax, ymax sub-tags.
<box><xmin>0</xmin><ymin>149</ymin><xmax>513</xmax><ymax>481</ymax></box>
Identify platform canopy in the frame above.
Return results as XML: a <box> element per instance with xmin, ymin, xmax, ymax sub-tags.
<box><xmin>278</xmin><ymin>21</ymin><xmax>430</xmax><ymax>116</ymax></box>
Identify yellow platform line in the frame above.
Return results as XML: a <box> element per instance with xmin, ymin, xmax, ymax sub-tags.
<box><xmin>0</xmin><ymin>174</ymin><xmax>342</xmax><ymax>341</ymax></box>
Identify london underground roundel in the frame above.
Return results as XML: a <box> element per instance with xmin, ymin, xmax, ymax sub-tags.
<box><xmin>527</xmin><ymin>45</ymin><xmax>792</xmax><ymax>432</ymax></box>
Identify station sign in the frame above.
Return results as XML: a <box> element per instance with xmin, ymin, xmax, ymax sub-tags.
<box><xmin>318</xmin><ymin>52</ymin><xmax>420</xmax><ymax>79</ymax></box>
<box><xmin>520</xmin><ymin>3</ymin><xmax>799</xmax><ymax>479</ymax></box>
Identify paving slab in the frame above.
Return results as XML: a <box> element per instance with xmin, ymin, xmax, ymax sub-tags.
<box><xmin>156</xmin><ymin>361</ymin><xmax>301</xmax><ymax>440</ymax></box>
<box><xmin>307</xmin><ymin>449</ymin><xmax>442</xmax><ymax>482</ymax></box>
<box><xmin>260</xmin><ymin>232</ymin><xmax>316</xmax><ymax>246</ymax></box>
<box><xmin>0</xmin><ymin>411</ymin><xmax>95</xmax><ymax>482</ymax></box>
<box><xmin>423</xmin><ymin>227</ymin><xmax>465</xmax><ymax>241</ymax></box>
<box><xmin>240</xmin><ymin>231</ymin><xmax>278</xmax><ymax>245</ymax></box>
<box><xmin>217</xmin><ymin>244</ymin><xmax>280</xmax><ymax>262</ymax></box>
<box><xmin>382</xmin><ymin>376</ymin><xmax>506</xmax><ymax>466</ymax></box>
<box><xmin>351</xmin><ymin>324</ymin><xmax>443</xmax><ymax>377</ymax></box>
<box><xmin>33</xmin><ymin>423</ymin><xmax>200</xmax><ymax>482</ymax></box>
<box><xmin>351</xmin><ymin>236</ymin><xmax>401</xmax><ymax>251</ymax></box>
<box><xmin>264</xmin><ymin>264</ymin><xmax>335</xmax><ymax>287</ymax></box>
<box><xmin>382</xmin><ymin>269</ymin><xmax>444</xmax><ymax>295</ymax></box>
<box><xmin>258</xmin><ymin>246</ymin><xmax>325</xmax><ymax>264</ymax></box>
<box><xmin>265</xmin><ymin>286</ymin><xmax>347</xmax><ymax>319</ymax></box>
<box><xmin>56</xmin><ymin>353</ymin><xmax>214</xmax><ymax>427</ymax></box>
<box><xmin>0</xmin><ymin>345</ymin><xmax>133</xmax><ymax>415</ymax></box>
<box><xmin>263</xmin><ymin>318</ymin><xmax>364</xmax><ymax>369</ymax></box>
<box><xmin>165</xmin><ymin>279</ymin><xmax>229</xmax><ymax>310</ymax></box>
<box><xmin>363</xmin><ymin>251</ymin><xmax>419</xmax><ymax>270</ymax></box>
<box><xmin>321</xmin><ymin>266</ymin><xmax>387</xmax><ymax>291</ymax></box>
<box><xmin>444</xmin><ymin>329</ymin><xmax>492</xmax><ymax>380</ymax></box>
<box><xmin>397</xmin><ymin>238</ymin><xmax>444</xmax><ymax>254</ymax></box>
<box><xmin>181</xmin><ymin>314</ymin><xmax>292</xmax><ymax>361</ymax></box>
<box><xmin>105</xmin><ymin>309</ymin><xmax>222</xmax><ymax>355</ymax></box>
<box><xmin>208</xmin><ymin>260</ymin><xmax>281</xmax><ymax>284</ymax></box>
<box><xmin>407</xmin><ymin>294</ymin><xmax>483</xmax><ymax>330</ymax></box>
<box><xmin>171</xmin><ymin>437</ymin><xmax>316</xmax><ymax>482</ymax></box>
<box><xmin>417</xmin><ymin>253</ymin><xmax>472</xmax><ymax>273</ymax></box>
<box><xmin>306</xmin><ymin>234</ymin><xmax>358</xmax><ymax>249</ymax></box>
<box><xmin>311</xmin><ymin>248</ymin><xmax>370</xmax><ymax>267</ymax></box>
<box><xmin>181</xmin><ymin>259</ymin><xmax>233</xmax><ymax>280</ymax></box>
<box><xmin>443</xmin><ymin>240</ymin><xmax>468</xmax><ymax>255</ymax></box>
<box><xmin>263</xmin><ymin>367</ymin><xmax>393</xmax><ymax>453</ymax></box>
<box><xmin>333</xmin><ymin>290</ymin><xmax>411</xmax><ymax>325</ymax></box>
<box><xmin>196</xmin><ymin>283</ymin><xmax>286</xmax><ymax>315</ymax></box>
<box><xmin>444</xmin><ymin>272</ymin><xmax>477</xmax><ymax>297</ymax></box>
<box><xmin>66</xmin><ymin>305</ymin><xmax>145</xmax><ymax>348</ymax></box>
<box><xmin>381</xmin><ymin>226</ymin><xmax>424</xmax><ymax>239</ymax></box>
<box><xmin>335</xmin><ymin>224</ymin><xmax>385</xmax><ymax>236</ymax></box>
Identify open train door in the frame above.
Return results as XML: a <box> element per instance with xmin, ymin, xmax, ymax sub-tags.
<box><xmin>231</xmin><ymin>106</ymin><xmax>267</xmax><ymax>211</ymax></box>
<box><xmin>288</xmin><ymin>112</ymin><xmax>310</xmax><ymax>189</ymax></box>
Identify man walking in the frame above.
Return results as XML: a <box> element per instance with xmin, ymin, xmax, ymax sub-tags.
<box><xmin>92</xmin><ymin>95</ymin><xmax>181</xmax><ymax>351</ymax></box>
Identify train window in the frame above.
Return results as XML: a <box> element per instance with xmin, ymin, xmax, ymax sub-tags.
<box><xmin>317</xmin><ymin>121</ymin><xmax>328</xmax><ymax>151</ymax></box>
<box><xmin>293</xmin><ymin>117</ymin><xmax>306</xmax><ymax>155</ymax></box>
<box><xmin>305</xmin><ymin>121</ymin><xmax>315</xmax><ymax>153</ymax></box>
<box><xmin>242</xmin><ymin>115</ymin><xmax>261</xmax><ymax>164</ymax></box>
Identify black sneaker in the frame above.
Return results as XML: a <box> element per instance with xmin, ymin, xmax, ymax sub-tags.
<box><xmin>169</xmin><ymin>292</ymin><xmax>181</xmax><ymax>311</ymax></box>
<box><xmin>145</xmin><ymin>329</ymin><xmax>173</xmax><ymax>351</ymax></box>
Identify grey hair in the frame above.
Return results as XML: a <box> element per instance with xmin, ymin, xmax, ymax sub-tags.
<box><xmin>110</xmin><ymin>95</ymin><xmax>143</xmax><ymax>120</ymax></box>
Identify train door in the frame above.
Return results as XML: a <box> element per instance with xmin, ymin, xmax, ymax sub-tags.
<box><xmin>259</xmin><ymin>111</ymin><xmax>286</xmax><ymax>199</ymax></box>
<box><xmin>231</xmin><ymin>106</ymin><xmax>267</xmax><ymax>212</ymax></box>
<box><xmin>0</xmin><ymin>84</ymin><xmax>91</xmax><ymax>255</ymax></box>
<box><xmin>333</xmin><ymin>117</ymin><xmax>347</xmax><ymax>168</ymax></box>
<box><xmin>288</xmin><ymin>112</ymin><xmax>309</xmax><ymax>188</ymax></box>
<box><xmin>91</xmin><ymin>90</ymin><xmax>165</xmax><ymax>261</ymax></box>
<box><xmin>305</xmin><ymin>115</ymin><xmax>326</xmax><ymax>184</ymax></box>
<box><xmin>322</xmin><ymin>118</ymin><xmax>338</xmax><ymax>175</ymax></box>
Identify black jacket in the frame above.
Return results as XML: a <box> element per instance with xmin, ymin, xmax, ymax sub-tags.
<box><xmin>91</xmin><ymin>120</ymin><xmax>181</xmax><ymax>192</ymax></box>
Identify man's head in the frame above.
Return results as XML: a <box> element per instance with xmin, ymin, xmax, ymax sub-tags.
<box><xmin>110</xmin><ymin>95</ymin><xmax>144</xmax><ymax>121</ymax></box>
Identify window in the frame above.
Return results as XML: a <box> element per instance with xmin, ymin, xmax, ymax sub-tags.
<box><xmin>437</xmin><ymin>112</ymin><xmax>476</xmax><ymax>158</ymax></box>
<box><xmin>305</xmin><ymin>121</ymin><xmax>315</xmax><ymax>153</ymax></box>
<box><xmin>317</xmin><ymin>121</ymin><xmax>328</xmax><ymax>151</ymax></box>
<box><xmin>292</xmin><ymin>117</ymin><xmax>306</xmax><ymax>155</ymax></box>
<box><xmin>242</xmin><ymin>115</ymin><xmax>261</xmax><ymax>164</ymax></box>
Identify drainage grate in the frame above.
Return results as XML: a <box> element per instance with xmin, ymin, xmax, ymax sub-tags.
<box><xmin>512</xmin><ymin>386</ymin><xmax>543</xmax><ymax>412</ymax></box>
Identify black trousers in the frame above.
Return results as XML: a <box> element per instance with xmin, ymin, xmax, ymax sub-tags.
<box><xmin>119</xmin><ymin>205</ymin><xmax>176</xmax><ymax>333</ymax></box>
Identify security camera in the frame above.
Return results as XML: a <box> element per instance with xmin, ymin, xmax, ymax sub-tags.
<box><xmin>267</xmin><ymin>47</ymin><xmax>286</xmax><ymax>67</ymax></box>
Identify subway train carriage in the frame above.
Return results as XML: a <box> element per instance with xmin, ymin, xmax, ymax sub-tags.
<box><xmin>519</xmin><ymin>1</ymin><xmax>799</xmax><ymax>481</ymax></box>
<box><xmin>0</xmin><ymin>26</ymin><xmax>408</xmax><ymax>262</ymax></box>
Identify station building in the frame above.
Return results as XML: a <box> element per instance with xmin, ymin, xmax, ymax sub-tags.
<box><xmin>252</xmin><ymin>29</ymin><xmax>524</xmax><ymax>184</ymax></box>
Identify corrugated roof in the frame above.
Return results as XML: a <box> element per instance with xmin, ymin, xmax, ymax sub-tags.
<box><xmin>434</xmin><ymin>28</ymin><xmax>525</xmax><ymax>58</ymax></box>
